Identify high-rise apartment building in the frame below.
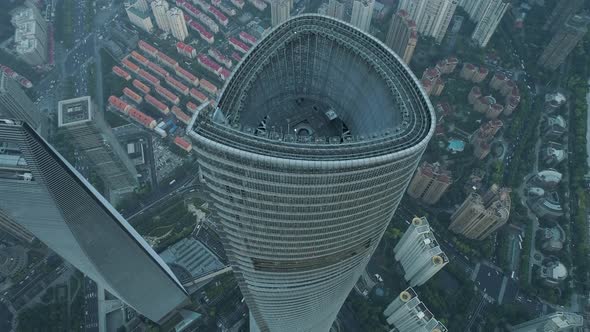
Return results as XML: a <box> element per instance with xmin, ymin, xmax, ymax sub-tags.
<box><xmin>383</xmin><ymin>288</ymin><xmax>448</xmax><ymax>332</ymax></box>
<box><xmin>189</xmin><ymin>15</ymin><xmax>434</xmax><ymax>332</ymax></box>
<box><xmin>510</xmin><ymin>312</ymin><xmax>584</xmax><ymax>332</ymax></box>
<box><xmin>167</xmin><ymin>7</ymin><xmax>189</xmax><ymax>41</ymax></box>
<box><xmin>151</xmin><ymin>0</ymin><xmax>170</xmax><ymax>32</ymax></box>
<box><xmin>326</xmin><ymin>0</ymin><xmax>345</xmax><ymax>20</ymax></box>
<box><xmin>449</xmin><ymin>185</ymin><xmax>511</xmax><ymax>240</ymax></box>
<box><xmin>470</xmin><ymin>0</ymin><xmax>510</xmax><ymax>47</ymax></box>
<box><xmin>538</xmin><ymin>14</ymin><xmax>590</xmax><ymax>71</ymax></box>
<box><xmin>394</xmin><ymin>217</ymin><xmax>448</xmax><ymax>286</ymax></box>
<box><xmin>0</xmin><ymin>119</ymin><xmax>188</xmax><ymax>322</ymax></box>
<box><xmin>543</xmin><ymin>0</ymin><xmax>585</xmax><ymax>32</ymax></box>
<box><xmin>271</xmin><ymin>0</ymin><xmax>291</xmax><ymax>27</ymax></box>
<box><xmin>397</xmin><ymin>0</ymin><xmax>426</xmax><ymax>22</ymax></box>
<box><xmin>11</xmin><ymin>3</ymin><xmax>48</xmax><ymax>66</ymax></box>
<box><xmin>0</xmin><ymin>210</ymin><xmax>35</xmax><ymax>243</ymax></box>
<box><xmin>411</xmin><ymin>0</ymin><xmax>458</xmax><ymax>43</ymax></box>
<box><xmin>407</xmin><ymin>161</ymin><xmax>452</xmax><ymax>204</ymax></box>
<box><xmin>57</xmin><ymin>96</ymin><xmax>138</xmax><ymax>194</ymax></box>
<box><xmin>135</xmin><ymin>0</ymin><xmax>149</xmax><ymax>12</ymax></box>
<box><xmin>125</xmin><ymin>1</ymin><xmax>154</xmax><ymax>33</ymax></box>
<box><xmin>385</xmin><ymin>10</ymin><xmax>418</xmax><ymax>64</ymax></box>
<box><xmin>351</xmin><ymin>0</ymin><xmax>374</xmax><ymax>32</ymax></box>
<box><xmin>0</xmin><ymin>72</ymin><xmax>39</xmax><ymax>129</ymax></box>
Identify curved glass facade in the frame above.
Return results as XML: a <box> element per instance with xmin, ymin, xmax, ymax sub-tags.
<box><xmin>190</xmin><ymin>15</ymin><xmax>434</xmax><ymax>332</ymax></box>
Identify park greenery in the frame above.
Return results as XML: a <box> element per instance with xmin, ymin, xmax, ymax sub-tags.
<box><xmin>565</xmin><ymin>32</ymin><xmax>590</xmax><ymax>291</ymax></box>
<box><xmin>129</xmin><ymin>196</ymin><xmax>198</xmax><ymax>251</ymax></box>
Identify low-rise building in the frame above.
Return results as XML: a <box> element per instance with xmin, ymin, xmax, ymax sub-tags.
<box><xmin>538</xmin><ymin>260</ymin><xmax>568</xmax><ymax>287</ymax></box>
<box><xmin>543</xmin><ymin>142</ymin><xmax>566</xmax><ymax>166</ymax></box>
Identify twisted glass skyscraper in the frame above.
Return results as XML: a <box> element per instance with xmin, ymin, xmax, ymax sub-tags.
<box><xmin>189</xmin><ymin>15</ymin><xmax>435</xmax><ymax>332</ymax></box>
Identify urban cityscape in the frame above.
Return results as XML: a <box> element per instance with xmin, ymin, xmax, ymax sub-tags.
<box><xmin>0</xmin><ymin>0</ymin><xmax>588</xmax><ymax>331</ymax></box>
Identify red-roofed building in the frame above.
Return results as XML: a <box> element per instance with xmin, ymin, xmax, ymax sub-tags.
<box><xmin>133</xmin><ymin>79</ymin><xmax>151</xmax><ymax>94</ymax></box>
<box><xmin>208</xmin><ymin>48</ymin><xmax>233</xmax><ymax>68</ymax></box>
<box><xmin>123</xmin><ymin>87</ymin><xmax>143</xmax><ymax>104</ymax></box>
<box><xmin>113</xmin><ymin>66</ymin><xmax>131</xmax><ymax>80</ymax></box>
<box><xmin>190</xmin><ymin>88</ymin><xmax>208</xmax><ymax>103</ymax></box>
<box><xmin>156</xmin><ymin>52</ymin><xmax>179</xmax><ymax>69</ymax></box>
<box><xmin>179</xmin><ymin>1</ymin><xmax>220</xmax><ymax>33</ymax></box>
<box><xmin>231</xmin><ymin>52</ymin><xmax>242</xmax><ymax>62</ymax></box>
<box><xmin>108</xmin><ymin>96</ymin><xmax>130</xmax><ymax>114</ymax></box>
<box><xmin>208</xmin><ymin>6</ymin><xmax>228</xmax><ymax>26</ymax></box>
<box><xmin>138</xmin><ymin>40</ymin><xmax>158</xmax><ymax>57</ymax></box>
<box><xmin>147</xmin><ymin>62</ymin><xmax>170</xmax><ymax>78</ymax></box>
<box><xmin>172</xmin><ymin>106</ymin><xmax>191</xmax><ymax>125</ymax></box>
<box><xmin>138</xmin><ymin>69</ymin><xmax>160</xmax><ymax>86</ymax></box>
<box><xmin>121</xmin><ymin>58</ymin><xmax>140</xmax><ymax>73</ymax></box>
<box><xmin>176</xmin><ymin>42</ymin><xmax>197</xmax><ymax>59</ymax></box>
<box><xmin>145</xmin><ymin>94</ymin><xmax>170</xmax><ymax>114</ymax></box>
<box><xmin>219</xmin><ymin>68</ymin><xmax>231</xmax><ymax>81</ymax></box>
<box><xmin>174</xmin><ymin>136</ymin><xmax>192</xmax><ymax>152</ymax></box>
<box><xmin>197</xmin><ymin>54</ymin><xmax>222</xmax><ymax>75</ymax></box>
<box><xmin>128</xmin><ymin>108</ymin><xmax>157</xmax><ymax>129</ymax></box>
<box><xmin>175</xmin><ymin>67</ymin><xmax>199</xmax><ymax>86</ymax></box>
<box><xmin>155</xmin><ymin>85</ymin><xmax>180</xmax><ymax>105</ymax></box>
<box><xmin>229</xmin><ymin>37</ymin><xmax>250</xmax><ymax>54</ymax></box>
<box><xmin>186</xmin><ymin>101</ymin><xmax>199</xmax><ymax>113</ymax></box>
<box><xmin>239</xmin><ymin>31</ymin><xmax>257</xmax><ymax>45</ymax></box>
<box><xmin>199</xmin><ymin>79</ymin><xmax>218</xmax><ymax>95</ymax></box>
<box><xmin>130</xmin><ymin>51</ymin><xmax>149</xmax><ymax>66</ymax></box>
<box><xmin>189</xmin><ymin>21</ymin><xmax>214</xmax><ymax>44</ymax></box>
<box><xmin>165</xmin><ymin>76</ymin><xmax>190</xmax><ymax>95</ymax></box>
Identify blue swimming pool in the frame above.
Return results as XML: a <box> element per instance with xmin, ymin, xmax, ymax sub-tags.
<box><xmin>448</xmin><ymin>139</ymin><xmax>465</xmax><ymax>152</ymax></box>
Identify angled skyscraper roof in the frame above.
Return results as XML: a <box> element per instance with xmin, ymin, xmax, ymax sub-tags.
<box><xmin>0</xmin><ymin>119</ymin><xmax>187</xmax><ymax>322</ymax></box>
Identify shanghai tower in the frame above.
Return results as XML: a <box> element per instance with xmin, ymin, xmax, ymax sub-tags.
<box><xmin>189</xmin><ymin>15</ymin><xmax>435</xmax><ymax>332</ymax></box>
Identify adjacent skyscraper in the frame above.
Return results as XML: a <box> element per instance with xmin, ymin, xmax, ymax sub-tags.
<box><xmin>398</xmin><ymin>0</ymin><xmax>426</xmax><ymax>22</ymax></box>
<box><xmin>538</xmin><ymin>14</ymin><xmax>590</xmax><ymax>71</ymax></box>
<box><xmin>543</xmin><ymin>0</ymin><xmax>585</xmax><ymax>32</ymax></box>
<box><xmin>0</xmin><ymin>72</ymin><xmax>39</xmax><ymax>129</ymax></box>
<box><xmin>271</xmin><ymin>0</ymin><xmax>291</xmax><ymax>27</ymax></box>
<box><xmin>407</xmin><ymin>161</ymin><xmax>452</xmax><ymax>205</ymax></box>
<box><xmin>470</xmin><ymin>0</ymin><xmax>510</xmax><ymax>47</ymax></box>
<box><xmin>57</xmin><ymin>96</ymin><xmax>138</xmax><ymax>194</ymax></box>
<box><xmin>385</xmin><ymin>10</ymin><xmax>418</xmax><ymax>64</ymax></box>
<box><xmin>11</xmin><ymin>2</ymin><xmax>48</xmax><ymax>66</ymax></box>
<box><xmin>0</xmin><ymin>119</ymin><xmax>188</xmax><ymax>322</ymax></box>
<box><xmin>326</xmin><ymin>0</ymin><xmax>345</xmax><ymax>20</ymax></box>
<box><xmin>125</xmin><ymin>1</ymin><xmax>154</xmax><ymax>33</ymax></box>
<box><xmin>394</xmin><ymin>217</ymin><xmax>448</xmax><ymax>287</ymax></box>
<box><xmin>510</xmin><ymin>312</ymin><xmax>584</xmax><ymax>332</ymax></box>
<box><xmin>189</xmin><ymin>15</ymin><xmax>435</xmax><ymax>332</ymax></box>
<box><xmin>415</xmin><ymin>0</ymin><xmax>458</xmax><ymax>43</ymax></box>
<box><xmin>151</xmin><ymin>0</ymin><xmax>170</xmax><ymax>32</ymax></box>
<box><xmin>167</xmin><ymin>7</ymin><xmax>189</xmax><ymax>41</ymax></box>
<box><xmin>449</xmin><ymin>184</ymin><xmax>511</xmax><ymax>240</ymax></box>
<box><xmin>351</xmin><ymin>0</ymin><xmax>374</xmax><ymax>32</ymax></box>
<box><xmin>134</xmin><ymin>0</ymin><xmax>149</xmax><ymax>12</ymax></box>
<box><xmin>384</xmin><ymin>288</ymin><xmax>448</xmax><ymax>332</ymax></box>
